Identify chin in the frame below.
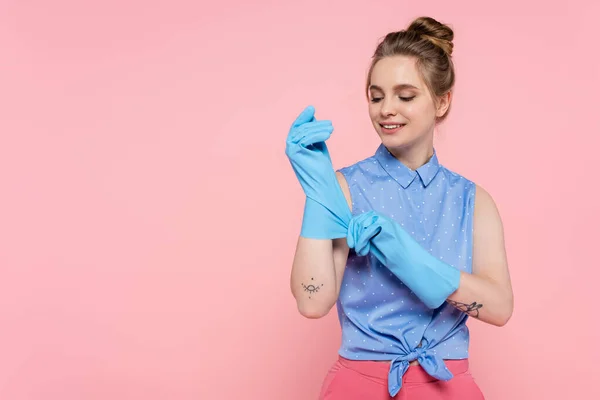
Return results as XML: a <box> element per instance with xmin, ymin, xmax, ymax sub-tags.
<box><xmin>376</xmin><ymin>125</ymin><xmax>428</xmax><ymax>153</ymax></box>
<box><xmin>379</xmin><ymin>133</ymin><xmax>412</xmax><ymax>150</ymax></box>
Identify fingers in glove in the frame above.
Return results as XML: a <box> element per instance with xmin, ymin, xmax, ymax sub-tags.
<box><xmin>291</xmin><ymin>105</ymin><xmax>316</xmax><ymax>128</ymax></box>
<box><xmin>289</xmin><ymin>120</ymin><xmax>333</xmax><ymax>145</ymax></box>
<box><xmin>296</xmin><ymin>124</ymin><xmax>333</xmax><ymax>147</ymax></box>
<box><xmin>348</xmin><ymin>211</ymin><xmax>382</xmax><ymax>256</ymax></box>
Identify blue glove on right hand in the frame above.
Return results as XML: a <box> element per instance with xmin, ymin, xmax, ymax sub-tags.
<box><xmin>285</xmin><ymin>106</ymin><xmax>352</xmax><ymax>239</ymax></box>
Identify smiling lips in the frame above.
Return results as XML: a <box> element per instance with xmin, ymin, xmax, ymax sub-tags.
<box><xmin>380</xmin><ymin>122</ymin><xmax>406</xmax><ymax>134</ymax></box>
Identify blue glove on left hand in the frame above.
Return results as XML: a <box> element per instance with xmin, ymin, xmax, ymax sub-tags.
<box><xmin>285</xmin><ymin>105</ymin><xmax>352</xmax><ymax>239</ymax></box>
<box><xmin>347</xmin><ymin>211</ymin><xmax>461</xmax><ymax>309</ymax></box>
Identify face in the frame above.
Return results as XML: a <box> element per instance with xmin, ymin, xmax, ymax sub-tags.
<box><xmin>368</xmin><ymin>55</ymin><xmax>450</xmax><ymax>152</ymax></box>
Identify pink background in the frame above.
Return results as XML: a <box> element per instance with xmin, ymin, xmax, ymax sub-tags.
<box><xmin>1</xmin><ymin>1</ymin><xmax>598</xmax><ymax>399</ymax></box>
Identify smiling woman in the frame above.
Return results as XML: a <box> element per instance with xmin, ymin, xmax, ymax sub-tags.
<box><xmin>285</xmin><ymin>15</ymin><xmax>513</xmax><ymax>400</ymax></box>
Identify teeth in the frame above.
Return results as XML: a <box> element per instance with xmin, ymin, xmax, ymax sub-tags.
<box><xmin>383</xmin><ymin>124</ymin><xmax>402</xmax><ymax>129</ymax></box>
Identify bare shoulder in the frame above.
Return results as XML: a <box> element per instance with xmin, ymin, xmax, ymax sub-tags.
<box><xmin>473</xmin><ymin>184</ymin><xmax>503</xmax><ymax>227</ymax></box>
<box><xmin>336</xmin><ymin>171</ymin><xmax>352</xmax><ymax>212</ymax></box>
<box><xmin>474</xmin><ymin>184</ymin><xmax>496</xmax><ymax>208</ymax></box>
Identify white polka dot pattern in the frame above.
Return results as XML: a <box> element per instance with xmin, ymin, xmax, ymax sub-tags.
<box><xmin>335</xmin><ymin>144</ymin><xmax>476</xmax><ymax>394</ymax></box>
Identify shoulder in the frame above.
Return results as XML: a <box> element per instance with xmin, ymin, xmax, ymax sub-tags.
<box><xmin>436</xmin><ymin>161</ymin><xmax>503</xmax><ymax>230</ymax></box>
<box><xmin>336</xmin><ymin>153</ymin><xmax>379</xmax><ymax>188</ymax></box>
<box><xmin>440</xmin><ymin>163</ymin><xmax>500</xmax><ymax>220</ymax></box>
<box><xmin>338</xmin><ymin>154</ymin><xmax>379</xmax><ymax>177</ymax></box>
<box><xmin>473</xmin><ymin>184</ymin><xmax>500</xmax><ymax>215</ymax></box>
<box><xmin>334</xmin><ymin>154</ymin><xmax>377</xmax><ymax>213</ymax></box>
<box><xmin>472</xmin><ymin>183</ymin><xmax>504</xmax><ymax>235</ymax></box>
<box><xmin>436</xmin><ymin>165</ymin><xmax>500</xmax><ymax>220</ymax></box>
<box><xmin>437</xmin><ymin>164</ymin><xmax>475</xmax><ymax>188</ymax></box>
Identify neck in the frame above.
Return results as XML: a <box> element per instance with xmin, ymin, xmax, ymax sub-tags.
<box><xmin>387</xmin><ymin>137</ymin><xmax>434</xmax><ymax>171</ymax></box>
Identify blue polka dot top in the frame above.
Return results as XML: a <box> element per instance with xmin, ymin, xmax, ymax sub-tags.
<box><xmin>336</xmin><ymin>143</ymin><xmax>476</xmax><ymax>395</ymax></box>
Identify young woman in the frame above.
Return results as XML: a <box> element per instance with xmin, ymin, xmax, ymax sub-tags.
<box><xmin>285</xmin><ymin>16</ymin><xmax>514</xmax><ymax>399</ymax></box>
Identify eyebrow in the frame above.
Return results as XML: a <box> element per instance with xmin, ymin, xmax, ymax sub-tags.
<box><xmin>369</xmin><ymin>84</ymin><xmax>420</xmax><ymax>91</ymax></box>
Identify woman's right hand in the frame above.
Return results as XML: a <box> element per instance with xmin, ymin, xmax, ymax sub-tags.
<box><xmin>285</xmin><ymin>105</ymin><xmax>336</xmax><ymax>198</ymax></box>
<box><xmin>285</xmin><ymin>105</ymin><xmax>352</xmax><ymax>239</ymax></box>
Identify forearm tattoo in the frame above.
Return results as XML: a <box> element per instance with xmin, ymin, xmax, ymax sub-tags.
<box><xmin>447</xmin><ymin>299</ymin><xmax>483</xmax><ymax>318</ymax></box>
<box><xmin>301</xmin><ymin>278</ymin><xmax>323</xmax><ymax>299</ymax></box>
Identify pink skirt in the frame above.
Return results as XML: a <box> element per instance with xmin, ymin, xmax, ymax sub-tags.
<box><xmin>319</xmin><ymin>356</ymin><xmax>485</xmax><ymax>400</ymax></box>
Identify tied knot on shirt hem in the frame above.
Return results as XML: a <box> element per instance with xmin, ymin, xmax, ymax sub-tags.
<box><xmin>405</xmin><ymin>349</ymin><xmax>423</xmax><ymax>362</ymax></box>
<box><xmin>387</xmin><ymin>348</ymin><xmax>453</xmax><ymax>397</ymax></box>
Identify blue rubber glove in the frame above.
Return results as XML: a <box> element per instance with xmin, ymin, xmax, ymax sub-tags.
<box><xmin>347</xmin><ymin>211</ymin><xmax>461</xmax><ymax>308</ymax></box>
<box><xmin>285</xmin><ymin>105</ymin><xmax>352</xmax><ymax>239</ymax></box>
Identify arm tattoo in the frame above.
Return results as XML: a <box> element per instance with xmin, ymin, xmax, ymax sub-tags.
<box><xmin>301</xmin><ymin>277</ymin><xmax>323</xmax><ymax>299</ymax></box>
<box><xmin>447</xmin><ymin>299</ymin><xmax>483</xmax><ymax>318</ymax></box>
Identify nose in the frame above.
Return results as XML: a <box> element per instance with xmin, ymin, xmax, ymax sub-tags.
<box><xmin>380</xmin><ymin>98</ymin><xmax>397</xmax><ymax>117</ymax></box>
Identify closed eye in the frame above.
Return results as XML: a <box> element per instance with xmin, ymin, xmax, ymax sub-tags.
<box><xmin>370</xmin><ymin>96</ymin><xmax>415</xmax><ymax>103</ymax></box>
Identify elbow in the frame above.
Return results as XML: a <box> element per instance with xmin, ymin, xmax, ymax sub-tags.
<box><xmin>493</xmin><ymin>296</ymin><xmax>514</xmax><ymax>327</ymax></box>
<box><xmin>296</xmin><ymin>300</ymin><xmax>335</xmax><ymax>319</ymax></box>
<box><xmin>493</xmin><ymin>312</ymin><xmax>512</xmax><ymax>327</ymax></box>
<box><xmin>291</xmin><ymin>283</ymin><xmax>337</xmax><ymax>319</ymax></box>
<box><xmin>299</xmin><ymin>307</ymin><xmax>329</xmax><ymax>319</ymax></box>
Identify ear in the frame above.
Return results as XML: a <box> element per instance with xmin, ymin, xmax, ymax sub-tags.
<box><xmin>435</xmin><ymin>91</ymin><xmax>452</xmax><ymax>118</ymax></box>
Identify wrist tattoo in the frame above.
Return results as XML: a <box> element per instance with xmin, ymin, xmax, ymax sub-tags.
<box><xmin>447</xmin><ymin>299</ymin><xmax>483</xmax><ymax>318</ymax></box>
<box><xmin>301</xmin><ymin>278</ymin><xmax>323</xmax><ymax>299</ymax></box>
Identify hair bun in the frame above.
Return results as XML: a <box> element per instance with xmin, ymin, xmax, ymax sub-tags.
<box><xmin>407</xmin><ymin>16</ymin><xmax>454</xmax><ymax>56</ymax></box>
